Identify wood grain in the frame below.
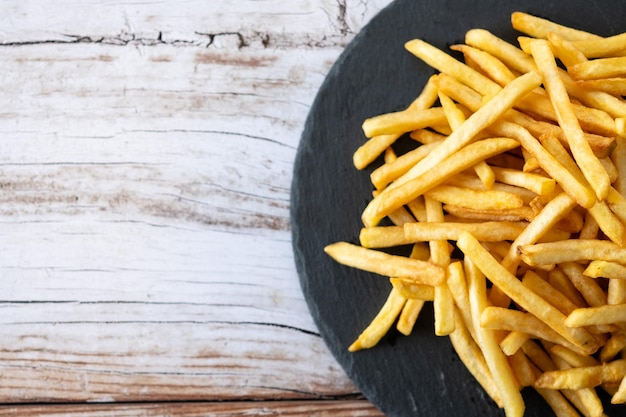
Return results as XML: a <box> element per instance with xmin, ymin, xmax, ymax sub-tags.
<box><xmin>0</xmin><ymin>0</ymin><xmax>394</xmax><ymax>407</ymax></box>
<box><xmin>0</xmin><ymin>401</ymin><xmax>384</xmax><ymax>416</ymax></box>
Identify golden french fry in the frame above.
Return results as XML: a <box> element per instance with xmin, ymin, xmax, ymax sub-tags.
<box><xmin>570</xmin><ymin>57</ymin><xmax>626</xmax><ymax>80</ymax></box>
<box><xmin>449</xmin><ymin>310</ymin><xmax>503</xmax><ymax>407</ymax></box>
<box><xmin>390</xmin><ymin>278</ymin><xmax>434</xmax><ymax>301</ymax></box>
<box><xmin>571</xmin><ymin>31</ymin><xmax>626</xmax><ymax>58</ymax></box>
<box><xmin>522</xmin><ymin>270</ymin><xmax>579</xmax><ymax>316</ymax></box>
<box><xmin>566</xmin><ymin>305</ymin><xmax>626</xmax><ymax>327</ymax></box>
<box><xmin>480</xmin><ymin>306</ymin><xmax>583</xmax><ymax>354</ymax></box>
<box><xmin>547</xmin><ymin>32</ymin><xmax>587</xmax><ymax>68</ymax></box>
<box><xmin>500</xmin><ymin>331</ymin><xmax>531</xmax><ymax>357</ymax></box>
<box><xmin>560</xmin><ymin>262</ymin><xmax>608</xmax><ymax>307</ymax></box>
<box><xmin>348</xmin><ymin>287</ymin><xmax>406</xmax><ymax>352</ymax></box>
<box><xmin>511</xmin><ymin>12</ymin><xmax>602</xmax><ymax>41</ymax></box>
<box><xmin>612</xmin><ymin>374</ymin><xmax>626</xmax><ymax>404</ymax></box>
<box><xmin>530</xmin><ymin>39</ymin><xmax>611</xmax><ymax>200</ymax></box>
<box><xmin>519</xmin><ymin>239</ymin><xmax>626</xmax><ymax>266</ymax></box>
<box><xmin>450</xmin><ymin>44</ymin><xmax>517</xmax><ymax>87</ymax></box>
<box><xmin>578</xmin><ymin>78</ymin><xmax>626</xmax><ymax>96</ymax></box>
<box><xmin>466</xmin><ymin>257</ymin><xmax>525</xmax><ymax>417</ymax></box>
<box><xmin>491</xmin><ymin>166</ymin><xmax>556</xmax><ymax>195</ymax></box>
<box><xmin>426</xmin><ymin>184</ymin><xmax>523</xmax><ymax>210</ymax></box>
<box><xmin>324</xmin><ymin>242</ymin><xmax>444</xmax><ymax>285</ymax></box>
<box><xmin>353</xmin><ymin>134</ymin><xmax>401</xmax><ymax>170</ymax></box>
<box><xmin>362</xmin><ymin>107</ymin><xmax>447</xmax><ymax>138</ymax></box>
<box><xmin>396</xmin><ymin>298</ymin><xmax>425</xmax><ymax>336</ymax></box>
<box><xmin>584</xmin><ymin>260</ymin><xmax>626</xmax><ymax>280</ymax></box>
<box><xmin>535</xmin><ymin>359</ymin><xmax>626</xmax><ymax>390</ymax></box>
<box><xmin>403</xmin><ymin>221</ymin><xmax>527</xmax><ymax>242</ymax></box>
<box><xmin>370</xmin><ymin>141</ymin><xmax>440</xmax><ymax>189</ymax></box>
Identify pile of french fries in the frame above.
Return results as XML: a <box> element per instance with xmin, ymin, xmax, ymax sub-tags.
<box><xmin>324</xmin><ymin>12</ymin><xmax>626</xmax><ymax>417</ymax></box>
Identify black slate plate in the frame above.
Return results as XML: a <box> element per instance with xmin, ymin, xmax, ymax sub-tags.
<box><xmin>291</xmin><ymin>1</ymin><xmax>625</xmax><ymax>416</ymax></box>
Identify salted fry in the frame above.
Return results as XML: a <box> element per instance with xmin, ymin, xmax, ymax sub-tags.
<box><xmin>353</xmin><ymin>133</ymin><xmax>402</xmax><ymax>170</ymax></box>
<box><xmin>530</xmin><ymin>39</ymin><xmax>610</xmax><ymax>200</ymax></box>
<box><xmin>348</xmin><ymin>287</ymin><xmax>406</xmax><ymax>352</ymax></box>
<box><xmin>570</xmin><ymin>57</ymin><xmax>626</xmax><ymax>80</ymax></box>
<box><xmin>426</xmin><ymin>184</ymin><xmax>524</xmax><ymax>210</ymax></box>
<box><xmin>403</xmin><ymin>221</ymin><xmax>527</xmax><ymax>242</ymax></box>
<box><xmin>535</xmin><ymin>359</ymin><xmax>626</xmax><ymax>390</ymax></box>
<box><xmin>566</xmin><ymin>305</ymin><xmax>626</xmax><ymax>327</ymax></box>
<box><xmin>519</xmin><ymin>239</ymin><xmax>626</xmax><ymax>266</ymax></box>
<box><xmin>324</xmin><ymin>242</ymin><xmax>444</xmax><ymax>285</ymax></box>
<box><xmin>584</xmin><ymin>260</ymin><xmax>626</xmax><ymax>280</ymax></box>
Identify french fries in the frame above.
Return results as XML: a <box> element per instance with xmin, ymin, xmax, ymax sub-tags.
<box><xmin>323</xmin><ymin>11</ymin><xmax>626</xmax><ymax>417</ymax></box>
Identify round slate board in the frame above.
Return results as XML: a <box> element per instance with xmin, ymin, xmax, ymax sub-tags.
<box><xmin>291</xmin><ymin>1</ymin><xmax>625</xmax><ymax>416</ymax></box>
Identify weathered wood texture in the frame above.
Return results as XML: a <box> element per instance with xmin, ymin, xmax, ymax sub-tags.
<box><xmin>0</xmin><ymin>0</ymin><xmax>391</xmax><ymax>410</ymax></box>
<box><xmin>0</xmin><ymin>401</ymin><xmax>383</xmax><ymax>416</ymax></box>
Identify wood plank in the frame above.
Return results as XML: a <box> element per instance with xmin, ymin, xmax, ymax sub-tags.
<box><xmin>0</xmin><ymin>0</ymin><xmax>394</xmax><ymax>404</ymax></box>
<box><xmin>0</xmin><ymin>401</ymin><xmax>384</xmax><ymax>416</ymax></box>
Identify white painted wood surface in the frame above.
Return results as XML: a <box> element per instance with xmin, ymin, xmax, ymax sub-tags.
<box><xmin>0</xmin><ymin>0</ymin><xmax>392</xmax><ymax>414</ymax></box>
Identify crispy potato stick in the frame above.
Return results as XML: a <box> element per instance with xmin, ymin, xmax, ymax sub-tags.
<box><xmin>500</xmin><ymin>331</ymin><xmax>531</xmax><ymax>357</ymax></box>
<box><xmin>502</xmin><ymin>192</ymin><xmax>576</xmax><ymax>272</ymax></box>
<box><xmin>522</xmin><ymin>270</ymin><xmax>579</xmax><ymax>316</ymax></box>
<box><xmin>519</xmin><ymin>239</ymin><xmax>626</xmax><ymax>266</ymax></box>
<box><xmin>466</xmin><ymin>257</ymin><xmax>525</xmax><ymax>417</ymax></box>
<box><xmin>348</xmin><ymin>287</ymin><xmax>407</xmax><ymax>352</ymax></box>
<box><xmin>491</xmin><ymin>166</ymin><xmax>556</xmax><ymax>195</ymax></box>
<box><xmin>585</xmin><ymin>260</ymin><xmax>626</xmax><ymax>280</ymax></box>
<box><xmin>535</xmin><ymin>359</ymin><xmax>626</xmax><ymax>390</ymax></box>
<box><xmin>390</xmin><ymin>278</ymin><xmax>435</xmax><ymax>301</ymax></box>
<box><xmin>601</xmin><ymin>333</ymin><xmax>626</xmax><ymax>362</ymax></box>
<box><xmin>370</xmin><ymin>141</ymin><xmax>441</xmax><ymax>189</ymax></box>
<box><xmin>451</xmin><ymin>44</ymin><xmax>517</xmax><ymax>86</ymax></box>
<box><xmin>560</xmin><ymin>262</ymin><xmax>607</xmax><ymax>307</ymax></box>
<box><xmin>361</xmin><ymin>137</ymin><xmax>519</xmax><ymax>227</ymax></box>
<box><xmin>396</xmin><ymin>298</ymin><xmax>426</xmax><ymax>336</ymax></box>
<box><xmin>405</xmin><ymin>38</ymin><xmax>500</xmax><ymax>97</ymax></box>
<box><xmin>481</xmin><ymin>306</ymin><xmax>583</xmax><ymax>354</ymax></box>
<box><xmin>410</xmin><ymin>128</ymin><xmax>447</xmax><ymax>144</ymax></box>
<box><xmin>425</xmin><ymin>197</ymin><xmax>455</xmax><ymax>336</ymax></box>
<box><xmin>426</xmin><ymin>185</ymin><xmax>524</xmax><ymax>210</ymax></box>
<box><xmin>566</xmin><ymin>305</ymin><xmax>626</xmax><ymax>327</ymax></box>
<box><xmin>511</xmin><ymin>12</ymin><xmax>602</xmax><ymax>41</ymax></box>
<box><xmin>359</xmin><ymin>226</ymin><xmax>411</xmax><ymax>249</ymax></box>
<box><xmin>547</xmin><ymin>32</ymin><xmax>587</xmax><ymax>68</ymax></box>
<box><xmin>579</xmin><ymin>78</ymin><xmax>626</xmax><ymax>96</ymax></box>
<box><xmin>465</xmin><ymin>28</ymin><xmax>536</xmax><ymax>74</ymax></box>
<box><xmin>571</xmin><ymin>31</ymin><xmax>626</xmax><ymax>58</ymax></box>
<box><xmin>613</xmin><ymin>137</ymin><xmax>626</xmax><ymax>196</ymax></box>
<box><xmin>608</xmin><ymin>279</ymin><xmax>626</xmax><ymax>306</ymax></box>
<box><xmin>612</xmin><ymin>375</ymin><xmax>626</xmax><ymax>404</ymax></box>
<box><xmin>530</xmin><ymin>39</ymin><xmax>611</xmax><ymax>200</ymax></box>
<box><xmin>458</xmin><ymin>231</ymin><xmax>599</xmax><ymax>354</ymax></box>
<box><xmin>570</xmin><ymin>57</ymin><xmax>626</xmax><ymax>80</ymax></box>
<box><xmin>353</xmin><ymin>133</ymin><xmax>402</xmax><ymax>170</ymax></box>
<box><xmin>362</xmin><ymin>107</ymin><xmax>447</xmax><ymax>138</ymax></box>
<box><xmin>324</xmin><ymin>242</ymin><xmax>445</xmax><ymax>285</ymax></box>
<box><xmin>449</xmin><ymin>310</ymin><xmax>503</xmax><ymax>408</ymax></box>
<box><xmin>548</xmin><ymin>268</ymin><xmax>588</xmax><ymax>308</ymax></box>
<box><xmin>550</xmin><ymin>344</ymin><xmax>600</xmax><ymax>368</ymax></box>
<box><xmin>403</xmin><ymin>221</ymin><xmax>526</xmax><ymax>242</ymax></box>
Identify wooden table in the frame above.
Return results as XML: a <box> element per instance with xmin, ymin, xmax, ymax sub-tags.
<box><xmin>0</xmin><ymin>0</ymin><xmax>391</xmax><ymax>415</ymax></box>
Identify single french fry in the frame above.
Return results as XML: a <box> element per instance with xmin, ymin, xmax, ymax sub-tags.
<box><xmin>426</xmin><ymin>184</ymin><xmax>524</xmax><ymax>210</ymax></box>
<box><xmin>362</xmin><ymin>107</ymin><xmax>448</xmax><ymax>138</ymax></box>
<box><xmin>465</xmin><ymin>28</ymin><xmax>536</xmax><ymax>74</ymax></box>
<box><xmin>348</xmin><ymin>287</ymin><xmax>407</xmax><ymax>352</ymax></box>
<box><xmin>370</xmin><ymin>141</ymin><xmax>441</xmax><ymax>189</ymax></box>
<box><xmin>522</xmin><ymin>270</ymin><xmax>579</xmax><ymax>316</ymax></box>
<box><xmin>491</xmin><ymin>166</ymin><xmax>556</xmax><ymax>195</ymax></box>
<box><xmin>560</xmin><ymin>262</ymin><xmax>608</xmax><ymax>308</ymax></box>
<box><xmin>566</xmin><ymin>305</ymin><xmax>626</xmax><ymax>327</ymax></box>
<box><xmin>390</xmin><ymin>278</ymin><xmax>434</xmax><ymax>301</ymax></box>
<box><xmin>550</xmin><ymin>344</ymin><xmax>600</xmax><ymax>368</ymax></box>
<box><xmin>519</xmin><ymin>239</ymin><xmax>626</xmax><ymax>266</ymax></box>
<box><xmin>612</xmin><ymin>374</ymin><xmax>626</xmax><ymax>404</ymax></box>
<box><xmin>324</xmin><ymin>242</ymin><xmax>445</xmax><ymax>285</ymax></box>
<box><xmin>450</xmin><ymin>44</ymin><xmax>517</xmax><ymax>87</ymax></box>
<box><xmin>530</xmin><ymin>39</ymin><xmax>611</xmax><ymax>200</ymax></box>
<box><xmin>584</xmin><ymin>260</ymin><xmax>626</xmax><ymax>280</ymax></box>
<box><xmin>570</xmin><ymin>57</ymin><xmax>626</xmax><ymax>80</ymax></box>
<box><xmin>535</xmin><ymin>359</ymin><xmax>626</xmax><ymax>390</ymax></box>
<box><xmin>359</xmin><ymin>226</ymin><xmax>410</xmax><ymax>249</ymax></box>
<box><xmin>409</xmin><ymin>128</ymin><xmax>447</xmax><ymax>144</ymax></box>
<box><xmin>481</xmin><ymin>306</ymin><xmax>584</xmax><ymax>354</ymax></box>
<box><xmin>353</xmin><ymin>133</ymin><xmax>402</xmax><ymax>170</ymax></box>
<box><xmin>512</xmin><ymin>12</ymin><xmax>602</xmax><ymax>41</ymax></box>
<box><xmin>578</xmin><ymin>78</ymin><xmax>626</xmax><ymax>97</ymax></box>
<box><xmin>449</xmin><ymin>310</ymin><xmax>503</xmax><ymax>408</ymax></box>
<box><xmin>601</xmin><ymin>333</ymin><xmax>626</xmax><ymax>362</ymax></box>
<box><xmin>500</xmin><ymin>331</ymin><xmax>531</xmax><ymax>356</ymax></box>
<box><xmin>466</xmin><ymin>256</ymin><xmax>525</xmax><ymax>417</ymax></box>
<box><xmin>608</xmin><ymin>279</ymin><xmax>626</xmax><ymax>305</ymax></box>
<box><xmin>403</xmin><ymin>221</ymin><xmax>527</xmax><ymax>243</ymax></box>
<box><xmin>396</xmin><ymin>298</ymin><xmax>425</xmax><ymax>336</ymax></box>
<box><xmin>501</xmin><ymin>192</ymin><xmax>577</xmax><ymax>273</ymax></box>
<box><xmin>571</xmin><ymin>31</ymin><xmax>626</xmax><ymax>58</ymax></box>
